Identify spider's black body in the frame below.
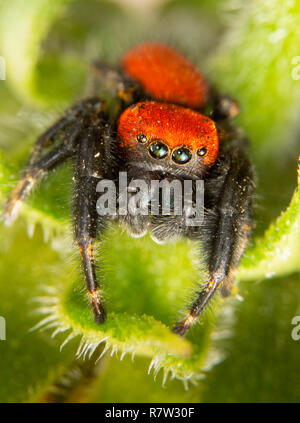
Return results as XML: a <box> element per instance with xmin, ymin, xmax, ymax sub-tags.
<box><xmin>3</xmin><ymin>43</ymin><xmax>254</xmax><ymax>336</ymax></box>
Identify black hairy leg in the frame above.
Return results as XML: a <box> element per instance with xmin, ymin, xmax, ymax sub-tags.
<box><xmin>73</xmin><ymin>113</ymin><xmax>110</xmax><ymax>324</ymax></box>
<box><xmin>27</xmin><ymin>100</ymin><xmax>104</xmax><ymax>166</ymax></box>
<box><xmin>173</xmin><ymin>150</ymin><xmax>254</xmax><ymax>337</ymax></box>
<box><xmin>3</xmin><ymin>133</ymin><xmax>77</xmax><ymax>227</ymax></box>
<box><xmin>3</xmin><ymin>96</ymin><xmax>110</xmax><ymax>323</ymax></box>
<box><xmin>90</xmin><ymin>61</ymin><xmax>142</xmax><ymax>107</ymax></box>
<box><xmin>3</xmin><ymin>98</ymin><xmax>106</xmax><ymax>226</ymax></box>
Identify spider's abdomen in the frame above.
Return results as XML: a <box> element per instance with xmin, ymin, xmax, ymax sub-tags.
<box><xmin>122</xmin><ymin>43</ymin><xmax>209</xmax><ymax>109</ymax></box>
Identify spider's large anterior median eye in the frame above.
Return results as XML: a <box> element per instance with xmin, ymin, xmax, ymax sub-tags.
<box><xmin>172</xmin><ymin>147</ymin><xmax>192</xmax><ymax>164</ymax></box>
<box><xmin>149</xmin><ymin>141</ymin><xmax>169</xmax><ymax>159</ymax></box>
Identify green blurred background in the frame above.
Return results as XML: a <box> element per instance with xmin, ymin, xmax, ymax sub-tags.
<box><xmin>0</xmin><ymin>0</ymin><xmax>300</xmax><ymax>403</ymax></box>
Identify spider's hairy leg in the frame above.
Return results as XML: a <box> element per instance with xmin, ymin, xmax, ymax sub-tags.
<box><xmin>211</xmin><ymin>94</ymin><xmax>240</xmax><ymax>121</ymax></box>
<box><xmin>220</xmin><ymin>220</ymin><xmax>252</xmax><ymax>298</ymax></box>
<box><xmin>74</xmin><ymin>116</ymin><xmax>109</xmax><ymax>324</ymax></box>
<box><xmin>173</xmin><ymin>151</ymin><xmax>254</xmax><ymax>337</ymax></box>
<box><xmin>28</xmin><ymin>99</ymin><xmax>102</xmax><ymax>165</ymax></box>
<box><xmin>3</xmin><ymin>139</ymin><xmax>77</xmax><ymax>226</ymax></box>
<box><xmin>2</xmin><ymin>98</ymin><xmax>104</xmax><ymax>226</ymax></box>
<box><xmin>90</xmin><ymin>61</ymin><xmax>142</xmax><ymax>105</ymax></box>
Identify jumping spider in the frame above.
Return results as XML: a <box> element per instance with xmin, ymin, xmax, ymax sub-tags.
<box><xmin>3</xmin><ymin>43</ymin><xmax>254</xmax><ymax>336</ymax></box>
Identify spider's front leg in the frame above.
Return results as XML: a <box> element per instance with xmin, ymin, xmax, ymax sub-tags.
<box><xmin>73</xmin><ymin>117</ymin><xmax>111</xmax><ymax>324</ymax></box>
<box><xmin>3</xmin><ymin>95</ymin><xmax>110</xmax><ymax>323</ymax></box>
<box><xmin>173</xmin><ymin>150</ymin><xmax>254</xmax><ymax>337</ymax></box>
<box><xmin>2</xmin><ymin>98</ymin><xmax>105</xmax><ymax>226</ymax></box>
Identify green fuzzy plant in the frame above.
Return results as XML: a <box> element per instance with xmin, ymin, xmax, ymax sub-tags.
<box><xmin>0</xmin><ymin>0</ymin><xmax>300</xmax><ymax>403</ymax></box>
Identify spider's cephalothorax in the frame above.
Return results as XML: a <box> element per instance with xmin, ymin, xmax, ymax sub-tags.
<box><xmin>3</xmin><ymin>43</ymin><xmax>254</xmax><ymax>336</ymax></box>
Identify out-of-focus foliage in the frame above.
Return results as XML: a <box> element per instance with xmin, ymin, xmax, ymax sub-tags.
<box><xmin>0</xmin><ymin>0</ymin><xmax>299</xmax><ymax>402</ymax></box>
<box><xmin>211</xmin><ymin>0</ymin><xmax>300</xmax><ymax>156</ymax></box>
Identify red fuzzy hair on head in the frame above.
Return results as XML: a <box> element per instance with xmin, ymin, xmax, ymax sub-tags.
<box><xmin>118</xmin><ymin>102</ymin><xmax>218</xmax><ymax>167</ymax></box>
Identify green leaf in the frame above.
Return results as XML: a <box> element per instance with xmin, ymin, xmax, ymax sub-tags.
<box><xmin>239</xmin><ymin>159</ymin><xmax>300</xmax><ymax>281</ymax></box>
<box><xmin>0</xmin><ymin>223</ymin><xmax>76</xmax><ymax>402</ymax></box>
<box><xmin>202</xmin><ymin>272</ymin><xmax>300</xmax><ymax>402</ymax></box>
<box><xmin>0</xmin><ymin>0</ymin><xmax>85</xmax><ymax>106</ymax></box>
<box><xmin>88</xmin><ymin>354</ymin><xmax>201</xmax><ymax>402</ymax></box>
<box><xmin>32</xmin><ymin>226</ymin><xmax>223</xmax><ymax>385</ymax></box>
<box><xmin>210</xmin><ymin>0</ymin><xmax>300</xmax><ymax>156</ymax></box>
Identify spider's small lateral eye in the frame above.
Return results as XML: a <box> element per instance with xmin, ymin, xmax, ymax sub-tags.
<box><xmin>137</xmin><ymin>133</ymin><xmax>147</xmax><ymax>143</ymax></box>
<box><xmin>197</xmin><ymin>147</ymin><xmax>207</xmax><ymax>157</ymax></box>
<box><xmin>149</xmin><ymin>141</ymin><xmax>169</xmax><ymax>159</ymax></box>
<box><xmin>172</xmin><ymin>147</ymin><xmax>192</xmax><ymax>164</ymax></box>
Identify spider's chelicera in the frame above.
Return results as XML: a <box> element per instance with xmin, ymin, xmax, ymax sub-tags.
<box><xmin>95</xmin><ymin>172</ymin><xmax>204</xmax><ymax>226</ymax></box>
<box><xmin>3</xmin><ymin>43</ymin><xmax>254</xmax><ymax>336</ymax></box>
